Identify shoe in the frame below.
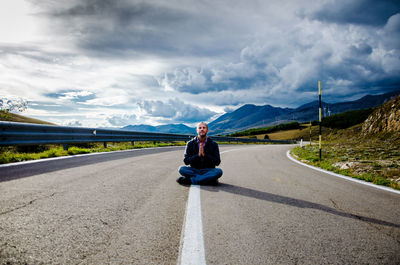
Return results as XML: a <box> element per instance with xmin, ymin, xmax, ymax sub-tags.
<box><xmin>206</xmin><ymin>179</ymin><xmax>219</xmax><ymax>186</ymax></box>
<box><xmin>177</xmin><ymin>176</ymin><xmax>191</xmax><ymax>185</ymax></box>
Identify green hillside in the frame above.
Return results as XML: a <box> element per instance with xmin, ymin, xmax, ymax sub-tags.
<box><xmin>229</xmin><ymin>108</ymin><xmax>376</xmax><ymax>141</ymax></box>
<box><xmin>321</xmin><ymin>108</ymin><xmax>374</xmax><ymax>129</ymax></box>
<box><xmin>0</xmin><ymin>112</ymin><xmax>56</xmax><ymax>125</ymax></box>
<box><xmin>228</xmin><ymin>122</ymin><xmax>301</xmax><ymax>137</ymax></box>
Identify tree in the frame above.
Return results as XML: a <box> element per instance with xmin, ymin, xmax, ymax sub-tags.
<box><xmin>0</xmin><ymin>97</ymin><xmax>28</xmax><ymax>119</ymax></box>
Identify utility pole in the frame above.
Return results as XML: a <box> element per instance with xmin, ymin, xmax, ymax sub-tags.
<box><xmin>319</xmin><ymin>80</ymin><xmax>322</xmax><ymax>161</ymax></box>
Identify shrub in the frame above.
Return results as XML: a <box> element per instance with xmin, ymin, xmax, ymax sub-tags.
<box><xmin>67</xmin><ymin>147</ymin><xmax>90</xmax><ymax>155</ymax></box>
<box><xmin>321</xmin><ymin>108</ymin><xmax>374</xmax><ymax>129</ymax></box>
<box><xmin>72</xmin><ymin>142</ymin><xmax>98</xmax><ymax>148</ymax></box>
<box><xmin>373</xmin><ymin>176</ymin><xmax>391</xmax><ymax>186</ymax></box>
<box><xmin>16</xmin><ymin>145</ymin><xmax>50</xmax><ymax>153</ymax></box>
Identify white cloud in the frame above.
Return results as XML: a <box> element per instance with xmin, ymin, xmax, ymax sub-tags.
<box><xmin>58</xmin><ymin>90</ymin><xmax>93</xmax><ymax>101</ymax></box>
<box><xmin>0</xmin><ymin>0</ymin><xmax>45</xmax><ymax>43</ymax></box>
<box><xmin>139</xmin><ymin>98</ymin><xmax>217</xmax><ymax>123</ymax></box>
<box><xmin>63</xmin><ymin>119</ymin><xmax>83</xmax><ymax>127</ymax></box>
<box><xmin>161</xmin><ymin>67</ymin><xmax>208</xmax><ymax>93</ymax></box>
<box><xmin>0</xmin><ymin>0</ymin><xmax>398</xmax><ymax>128</ymax></box>
<box><xmin>106</xmin><ymin>114</ymin><xmax>137</xmax><ymax>127</ymax></box>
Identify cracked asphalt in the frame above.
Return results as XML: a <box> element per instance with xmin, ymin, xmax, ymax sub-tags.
<box><xmin>1</xmin><ymin>145</ymin><xmax>399</xmax><ymax>264</ymax></box>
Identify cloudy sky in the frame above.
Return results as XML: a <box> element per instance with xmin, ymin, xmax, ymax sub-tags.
<box><xmin>1</xmin><ymin>0</ymin><xmax>399</xmax><ymax>128</ymax></box>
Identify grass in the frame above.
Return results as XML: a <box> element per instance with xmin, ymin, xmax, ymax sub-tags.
<box><xmin>247</xmin><ymin>124</ymin><xmax>330</xmax><ymax>141</ymax></box>
<box><xmin>290</xmin><ymin>125</ymin><xmax>400</xmax><ymax>190</ymax></box>
<box><xmin>0</xmin><ymin>141</ymin><xmax>186</xmax><ymax>164</ymax></box>
<box><xmin>229</xmin><ymin>122</ymin><xmax>301</xmax><ymax>137</ymax></box>
<box><xmin>0</xmin><ymin>111</ymin><xmax>56</xmax><ymax>125</ymax></box>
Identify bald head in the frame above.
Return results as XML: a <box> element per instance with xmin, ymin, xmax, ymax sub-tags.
<box><xmin>197</xmin><ymin>122</ymin><xmax>208</xmax><ymax>129</ymax></box>
<box><xmin>196</xmin><ymin>122</ymin><xmax>208</xmax><ymax>139</ymax></box>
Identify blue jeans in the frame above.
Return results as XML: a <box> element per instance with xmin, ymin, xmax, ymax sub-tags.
<box><xmin>179</xmin><ymin>166</ymin><xmax>223</xmax><ymax>185</ymax></box>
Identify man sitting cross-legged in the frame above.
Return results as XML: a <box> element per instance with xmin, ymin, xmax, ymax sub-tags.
<box><xmin>177</xmin><ymin>122</ymin><xmax>223</xmax><ymax>185</ymax></box>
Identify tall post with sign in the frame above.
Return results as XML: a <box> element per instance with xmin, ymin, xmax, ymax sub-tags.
<box><xmin>319</xmin><ymin>80</ymin><xmax>322</xmax><ymax>161</ymax></box>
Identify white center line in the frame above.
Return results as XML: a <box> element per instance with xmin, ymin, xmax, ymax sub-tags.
<box><xmin>178</xmin><ymin>147</ymin><xmax>262</xmax><ymax>265</ymax></box>
<box><xmin>178</xmin><ymin>185</ymin><xmax>206</xmax><ymax>265</ymax></box>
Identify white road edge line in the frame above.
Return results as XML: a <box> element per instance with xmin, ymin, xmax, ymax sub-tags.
<box><xmin>286</xmin><ymin>150</ymin><xmax>400</xmax><ymax>195</ymax></box>
<box><xmin>178</xmin><ymin>185</ymin><xmax>206</xmax><ymax>265</ymax></box>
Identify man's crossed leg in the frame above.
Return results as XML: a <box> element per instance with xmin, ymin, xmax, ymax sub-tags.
<box><xmin>177</xmin><ymin>166</ymin><xmax>223</xmax><ymax>185</ymax></box>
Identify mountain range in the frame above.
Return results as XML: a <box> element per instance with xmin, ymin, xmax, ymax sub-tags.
<box><xmin>123</xmin><ymin>123</ymin><xmax>196</xmax><ymax>135</ymax></box>
<box><xmin>123</xmin><ymin>90</ymin><xmax>400</xmax><ymax>135</ymax></box>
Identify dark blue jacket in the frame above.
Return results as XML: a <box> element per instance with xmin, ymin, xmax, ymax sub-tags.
<box><xmin>183</xmin><ymin>137</ymin><xmax>221</xmax><ymax>169</ymax></box>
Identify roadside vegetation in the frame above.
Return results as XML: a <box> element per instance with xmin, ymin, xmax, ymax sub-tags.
<box><xmin>291</xmin><ymin>126</ymin><xmax>400</xmax><ymax>190</ymax></box>
<box><xmin>0</xmin><ymin>142</ymin><xmax>186</xmax><ymax>164</ymax></box>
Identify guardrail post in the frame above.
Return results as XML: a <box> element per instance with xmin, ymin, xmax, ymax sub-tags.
<box><xmin>63</xmin><ymin>144</ymin><xmax>68</xmax><ymax>151</ymax></box>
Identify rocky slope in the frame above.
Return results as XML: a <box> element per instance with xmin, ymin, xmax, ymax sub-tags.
<box><xmin>362</xmin><ymin>95</ymin><xmax>400</xmax><ymax>135</ymax></box>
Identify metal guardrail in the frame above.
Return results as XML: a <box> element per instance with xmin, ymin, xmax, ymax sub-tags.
<box><xmin>0</xmin><ymin>121</ymin><xmax>295</xmax><ymax>149</ymax></box>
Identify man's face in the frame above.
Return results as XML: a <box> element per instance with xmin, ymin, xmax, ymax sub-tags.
<box><xmin>197</xmin><ymin>123</ymin><xmax>208</xmax><ymax>138</ymax></box>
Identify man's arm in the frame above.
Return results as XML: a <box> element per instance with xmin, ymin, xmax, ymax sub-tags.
<box><xmin>183</xmin><ymin>141</ymin><xmax>200</xmax><ymax>165</ymax></box>
<box><xmin>204</xmin><ymin>142</ymin><xmax>221</xmax><ymax>166</ymax></box>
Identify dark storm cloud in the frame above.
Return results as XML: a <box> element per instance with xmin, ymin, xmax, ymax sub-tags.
<box><xmin>309</xmin><ymin>0</ymin><xmax>400</xmax><ymax>26</ymax></box>
<box><xmin>381</xmin><ymin>13</ymin><xmax>400</xmax><ymax>50</ymax></box>
<box><xmin>161</xmin><ymin>1</ymin><xmax>400</xmax><ymax>105</ymax></box>
<box><xmin>161</xmin><ymin>59</ymin><xmax>271</xmax><ymax>94</ymax></box>
<box><xmin>32</xmin><ymin>0</ymin><xmax>230</xmax><ymax>57</ymax></box>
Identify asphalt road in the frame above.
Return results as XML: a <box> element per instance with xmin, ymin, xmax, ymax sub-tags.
<box><xmin>0</xmin><ymin>145</ymin><xmax>399</xmax><ymax>264</ymax></box>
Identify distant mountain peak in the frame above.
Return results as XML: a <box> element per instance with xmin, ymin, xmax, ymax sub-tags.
<box><xmin>121</xmin><ymin>90</ymin><xmax>400</xmax><ymax>135</ymax></box>
<box><xmin>208</xmin><ymin>90</ymin><xmax>400</xmax><ymax>135</ymax></box>
<box><xmin>122</xmin><ymin>123</ymin><xmax>195</xmax><ymax>134</ymax></box>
